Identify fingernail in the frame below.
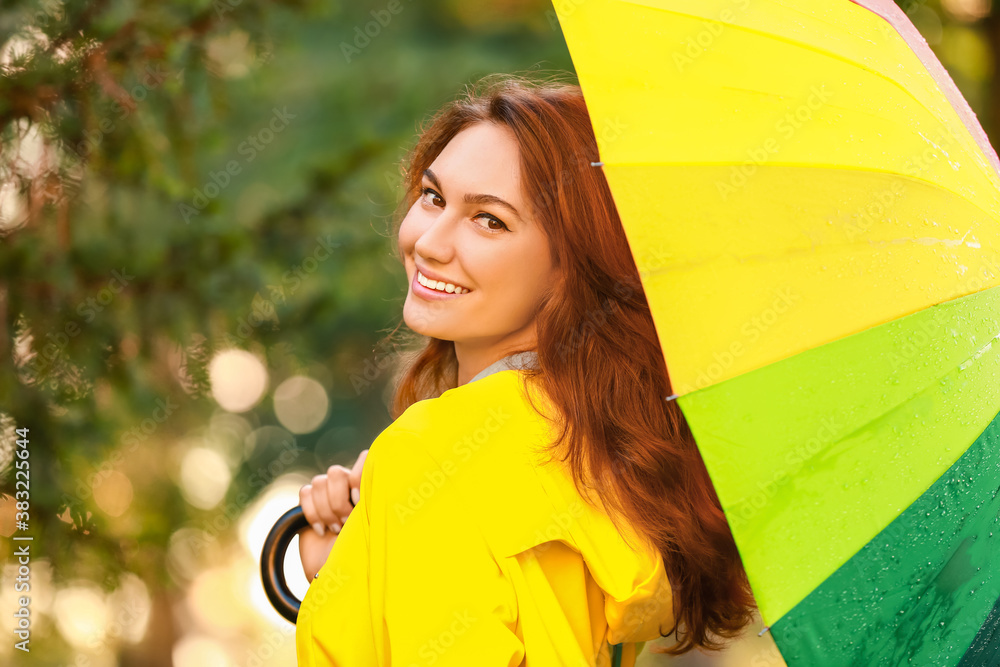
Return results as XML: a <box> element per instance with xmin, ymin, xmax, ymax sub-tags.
<box><xmin>351</xmin><ymin>488</ymin><xmax>360</xmax><ymax>506</ymax></box>
<box><xmin>331</xmin><ymin>521</ymin><xmax>342</xmax><ymax>533</ymax></box>
<box><xmin>312</xmin><ymin>522</ymin><xmax>325</xmax><ymax>537</ymax></box>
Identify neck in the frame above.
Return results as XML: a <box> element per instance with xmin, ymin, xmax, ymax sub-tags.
<box><xmin>456</xmin><ymin>347</ymin><xmax>504</xmax><ymax>386</ymax></box>
<box><xmin>455</xmin><ymin>344</ymin><xmax>534</xmax><ymax>386</ymax></box>
<box><xmin>454</xmin><ymin>322</ymin><xmax>540</xmax><ymax>385</ymax></box>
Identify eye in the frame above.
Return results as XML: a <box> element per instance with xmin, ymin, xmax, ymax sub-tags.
<box><xmin>419</xmin><ymin>187</ymin><xmax>444</xmax><ymax>208</ymax></box>
<box><xmin>474</xmin><ymin>213</ymin><xmax>510</xmax><ymax>234</ymax></box>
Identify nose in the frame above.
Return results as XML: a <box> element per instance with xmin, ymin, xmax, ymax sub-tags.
<box><xmin>413</xmin><ymin>208</ymin><xmax>459</xmax><ymax>266</ymax></box>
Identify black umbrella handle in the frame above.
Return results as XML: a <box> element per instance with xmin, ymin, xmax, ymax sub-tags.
<box><xmin>260</xmin><ymin>505</ymin><xmax>310</xmax><ymax>624</ymax></box>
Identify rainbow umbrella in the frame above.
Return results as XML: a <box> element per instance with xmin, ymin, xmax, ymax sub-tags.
<box><xmin>552</xmin><ymin>0</ymin><xmax>1000</xmax><ymax>663</ymax></box>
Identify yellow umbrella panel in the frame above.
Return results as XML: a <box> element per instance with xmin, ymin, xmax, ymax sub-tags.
<box><xmin>553</xmin><ymin>0</ymin><xmax>1000</xmax><ymax>664</ymax></box>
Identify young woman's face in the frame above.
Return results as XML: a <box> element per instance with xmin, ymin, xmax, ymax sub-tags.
<box><xmin>398</xmin><ymin>121</ymin><xmax>558</xmax><ymax>369</ymax></box>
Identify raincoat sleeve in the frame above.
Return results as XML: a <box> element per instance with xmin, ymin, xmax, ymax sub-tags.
<box><xmin>296</xmin><ymin>424</ymin><xmax>380</xmax><ymax>666</ymax></box>
<box><xmin>364</xmin><ymin>424</ymin><xmax>525</xmax><ymax>666</ymax></box>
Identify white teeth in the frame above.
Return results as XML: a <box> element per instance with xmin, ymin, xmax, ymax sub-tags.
<box><xmin>418</xmin><ymin>271</ymin><xmax>469</xmax><ymax>294</ymax></box>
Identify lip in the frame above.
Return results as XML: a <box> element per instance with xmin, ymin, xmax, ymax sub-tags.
<box><xmin>411</xmin><ymin>266</ymin><xmax>471</xmax><ymax>301</ymax></box>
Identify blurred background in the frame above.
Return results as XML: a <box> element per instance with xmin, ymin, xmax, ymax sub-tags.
<box><xmin>0</xmin><ymin>0</ymin><xmax>995</xmax><ymax>665</ymax></box>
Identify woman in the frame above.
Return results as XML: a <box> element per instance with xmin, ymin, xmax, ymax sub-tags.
<box><xmin>296</xmin><ymin>72</ymin><xmax>755</xmax><ymax>666</ymax></box>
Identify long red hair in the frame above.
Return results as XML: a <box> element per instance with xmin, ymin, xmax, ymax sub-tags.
<box><xmin>380</xmin><ymin>72</ymin><xmax>755</xmax><ymax>654</ymax></box>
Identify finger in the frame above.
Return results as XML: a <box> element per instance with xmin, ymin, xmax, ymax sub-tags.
<box><xmin>349</xmin><ymin>450</ymin><xmax>368</xmax><ymax>504</ymax></box>
<box><xmin>309</xmin><ymin>473</ymin><xmax>339</xmax><ymax>531</ymax></box>
<box><xmin>299</xmin><ymin>484</ymin><xmax>326</xmax><ymax>537</ymax></box>
<box><xmin>298</xmin><ymin>526</ymin><xmax>338</xmax><ymax>580</ymax></box>
<box><xmin>325</xmin><ymin>464</ymin><xmax>353</xmax><ymax>529</ymax></box>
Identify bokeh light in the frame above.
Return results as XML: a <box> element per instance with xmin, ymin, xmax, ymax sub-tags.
<box><xmin>942</xmin><ymin>0</ymin><xmax>992</xmax><ymax>21</ymax></box>
<box><xmin>209</xmin><ymin>349</ymin><xmax>268</xmax><ymax>413</ymax></box>
<box><xmin>167</xmin><ymin>527</ymin><xmax>219</xmax><ymax>583</ymax></box>
<box><xmin>93</xmin><ymin>470</ymin><xmax>134</xmax><ymax>517</ymax></box>
<box><xmin>179</xmin><ymin>447</ymin><xmax>233</xmax><ymax>510</ymax></box>
<box><xmin>187</xmin><ymin>566</ymin><xmax>248</xmax><ymax>634</ymax></box>
<box><xmin>273</xmin><ymin>375</ymin><xmax>330</xmax><ymax>434</ymax></box>
<box><xmin>106</xmin><ymin>573</ymin><xmax>152</xmax><ymax>644</ymax></box>
<box><xmin>209</xmin><ymin>412</ymin><xmax>254</xmax><ymax>466</ymax></box>
<box><xmin>52</xmin><ymin>583</ymin><xmax>109</xmax><ymax>649</ymax></box>
<box><xmin>173</xmin><ymin>633</ymin><xmax>234</xmax><ymax>667</ymax></box>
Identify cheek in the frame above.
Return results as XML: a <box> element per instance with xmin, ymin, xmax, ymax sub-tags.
<box><xmin>397</xmin><ymin>211</ymin><xmax>421</xmax><ymax>254</ymax></box>
<box><xmin>488</xmin><ymin>258</ymin><xmax>554</xmax><ymax>313</ymax></box>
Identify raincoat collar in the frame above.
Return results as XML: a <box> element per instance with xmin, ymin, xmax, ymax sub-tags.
<box><xmin>468</xmin><ymin>350</ymin><xmax>540</xmax><ymax>384</ymax></box>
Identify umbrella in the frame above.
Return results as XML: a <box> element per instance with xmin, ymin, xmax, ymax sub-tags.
<box><xmin>261</xmin><ymin>506</ymin><xmax>309</xmax><ymax>624</ymax></box>
<box><xmin>552</xmin><ymin>0</ymin><xmax>1000</xmax><ymax>664</ymax></box>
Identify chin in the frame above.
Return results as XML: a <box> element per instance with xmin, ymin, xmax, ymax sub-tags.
<box><xmin>404</xmin><ymin>294</ymin><xmax>465</xmax><ymax>339</ymax></box>
<box><xmin>402</xmin><ymin>303</ymin><xmax>434</xmax><ymax>337</ymax></box>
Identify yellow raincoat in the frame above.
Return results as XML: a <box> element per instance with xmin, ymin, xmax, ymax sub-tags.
<box><xmin>295</xmin><ymin>366</ymin><xmax>674</xmax><ymax>666</ymax></box>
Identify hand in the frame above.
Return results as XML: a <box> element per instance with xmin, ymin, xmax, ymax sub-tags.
<box><xmin>298</xmin><ymin>449</ymin><xmax>368</xmax><ymax>581</ymax></box>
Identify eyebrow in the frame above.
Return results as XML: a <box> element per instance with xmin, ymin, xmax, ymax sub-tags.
<box><xmin>423</xmin><ymin>168</ymin><xmax>521</xmax><ymax>219</ymax></box>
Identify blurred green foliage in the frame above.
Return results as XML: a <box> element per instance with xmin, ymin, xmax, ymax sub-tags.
<box><xmin>0</xmin><ymin>0</ymin><xmax>571</xmax><ymax>663</ymax></box>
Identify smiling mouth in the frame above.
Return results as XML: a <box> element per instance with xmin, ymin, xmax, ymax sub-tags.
<box><xmin>417</xmin><ymin>271</ymin><xmax>471</xmax><ymax>294</ymax></box>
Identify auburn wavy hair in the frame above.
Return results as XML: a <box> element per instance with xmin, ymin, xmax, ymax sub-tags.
<box><xmin>378</xmin><ymin>71</ymin><xmax>755</xmax><ymax>654</ymax></box>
